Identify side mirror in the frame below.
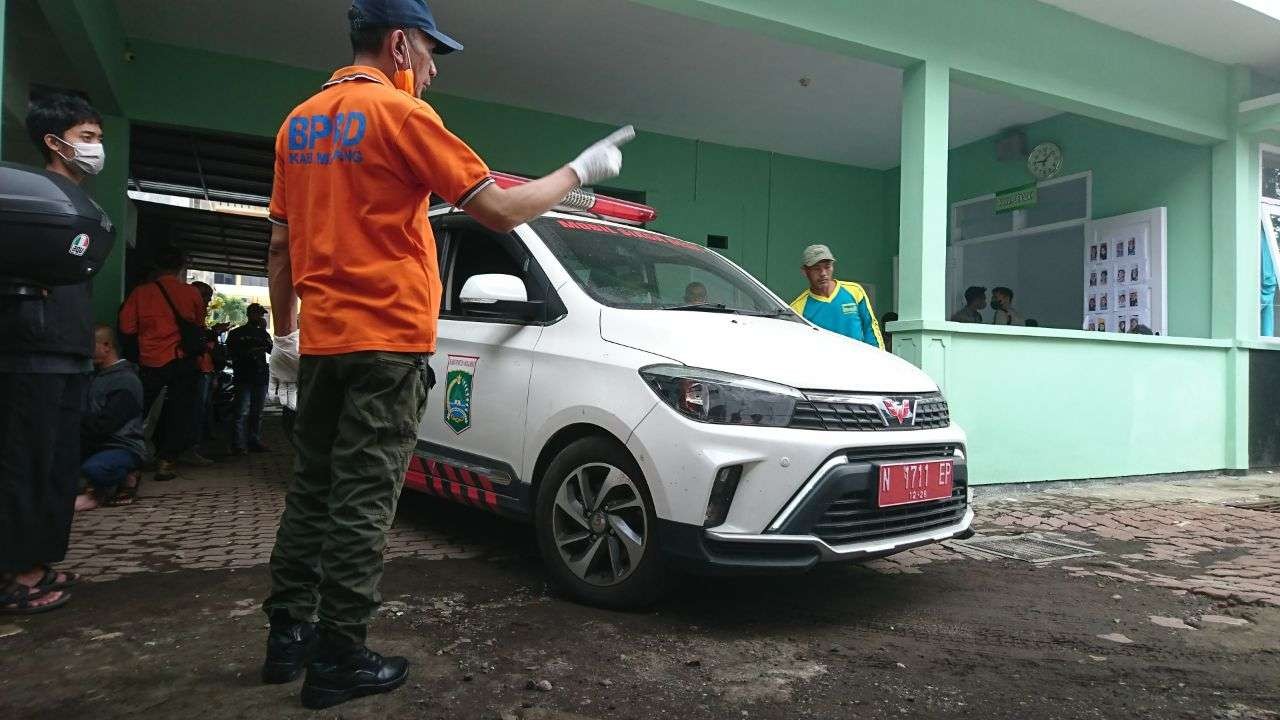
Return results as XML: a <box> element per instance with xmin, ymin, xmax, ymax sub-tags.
<box><xmin>459</xmin><ymin>274</ymin><xmax>543</xmax><ymax>321</ymax></box>
<box><xmin>460</xmin><ymin>274</ymin><xmax>528</xmax><ymax>304</ymax></box>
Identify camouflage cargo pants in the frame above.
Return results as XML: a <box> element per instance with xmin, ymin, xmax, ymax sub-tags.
<box><xmin>263</xmin><ymin>351</ymin><xmax>431</xmax><ymax>645</ymax></box>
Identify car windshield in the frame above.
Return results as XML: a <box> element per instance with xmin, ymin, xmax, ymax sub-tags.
<box><xmin>533</xmin><ymin>217</ymin><xmax>795</xmax><ymax>317</ymax></box>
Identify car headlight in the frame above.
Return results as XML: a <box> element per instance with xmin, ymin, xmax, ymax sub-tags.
<box><xmin>639</xmin><ymin>364</ymin><xmax>800</xmax><ymax>427</ymax></box>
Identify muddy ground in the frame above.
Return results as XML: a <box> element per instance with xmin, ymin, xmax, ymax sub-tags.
<box><xmin>2</xmin><ymin>488</ymin><xmax>1278</xmax><ymax>720</ymax></box>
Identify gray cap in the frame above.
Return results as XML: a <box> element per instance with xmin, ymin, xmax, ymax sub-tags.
<box><xmin>802</xmin><ymin>244</ymin><xmax>835</xmax><ymax>267</ymax></box>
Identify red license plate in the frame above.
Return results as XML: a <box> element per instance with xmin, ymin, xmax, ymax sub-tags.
<box><xmin>876</xmin><ymin>460</ymin><xmax>954</xmax><ymax>507</ymax></box>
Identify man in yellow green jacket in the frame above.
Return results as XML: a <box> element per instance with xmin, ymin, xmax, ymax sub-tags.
<box><xmin>790</xmin><ymin>244</ymin><xmax>884</xmax><ymax>350</ymax></box>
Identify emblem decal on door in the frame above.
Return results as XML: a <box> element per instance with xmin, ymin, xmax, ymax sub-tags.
<box><xmin>444</xmin><ymin>355</ymin><xmax>479</xmax><ymax>434</ymax></box>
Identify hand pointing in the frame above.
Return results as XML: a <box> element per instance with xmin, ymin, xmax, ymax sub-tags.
<box><xmin>568</xmin><ymin>125</ymin><xmax>635</xmax><ymax>187</ymax></box>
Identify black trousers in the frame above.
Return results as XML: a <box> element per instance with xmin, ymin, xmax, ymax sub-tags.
<box><xmin>140</xmin><ymin>359</ymin><xmax>199</xmax><ymax>460</ymax></box>
<box><xmin>0</xmin><ymin>372</ymin><xmax>85</xmax><ymax>573</ymax></box>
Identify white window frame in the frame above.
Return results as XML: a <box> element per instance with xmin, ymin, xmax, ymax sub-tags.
<box><xmin>949</xmin><ymin>171</ymin><xmax>1093</xmax><ymax>246</ymax></box>
<box><xmin>947</xmin><ymin>171</ymin><xmax>1093</xmax><ymax>315</ymax></box>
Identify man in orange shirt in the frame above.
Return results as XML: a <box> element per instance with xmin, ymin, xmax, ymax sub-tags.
<box><xmin>118</xmin><ymin>249</ymin><xmax>210</xmax><ymax>480</ymax></box>
<box><xmin>260</xmin><ymin>0</ymin><xmax>634</xmax><ymax>709</ymax></box>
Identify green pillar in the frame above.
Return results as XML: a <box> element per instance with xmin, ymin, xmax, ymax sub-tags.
<box><xmin>892</xmin><ymin>60</ymin><xmax>951</xmax><ymax>385</ymax></box>
<box><xmin>1211</xmin><ymin>66</ymin><xmax>1257</xmax><ymax>472</ymax></box>
<box><xmin>86</xmin><ymin>113</ymin><xmax>130</xmax><ymax>323</ymax></box>
<box><xmin>896</xmin><ymin>59</ymin><xmax>950</xmax><ymax>324</ymax></box>
<box><xmin>0</xmin><ymin>0</ymin><xmax>7</xmax><ymax>146</ymax></box>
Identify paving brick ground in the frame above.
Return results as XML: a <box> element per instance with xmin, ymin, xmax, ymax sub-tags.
<box><xmin>864</xmin><ymin>474</ymin><xmax>1280</xmax><ymax>610</ymax></box>
<box><xmin>62</xmin><ymin>418</ymin><xmax>1280</xmax><ymax>619</ymax></box>
<box><xmin>7</xmin><ymin>420</ymin><xmax>1280</xmax><ymax>719</ymax></box>
<box><xmin>61</xmin><ymin>419</ymin><xmax>491</xmax><ymax>584</ymax></box>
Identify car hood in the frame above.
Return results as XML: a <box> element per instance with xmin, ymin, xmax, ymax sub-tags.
<box><xmin>599</xmin><ymin>308</ymin><xmax>939</xmax><ymax>393</ymax></box>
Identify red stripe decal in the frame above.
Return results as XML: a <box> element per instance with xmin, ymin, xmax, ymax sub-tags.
<box><xmin>442</xmin><ymin>463</ymin><xmax>460</xmax><ymax>484</ymax></box>
<box><xmin>483</xmin><ymin>491</ymin><xmax>498</xmax><ymax>509</ymax></box>
<box><xmin>404</xmin><ymin>470</ymin><xmax>428</xmax><ymax>492</ymax></box>
<box><xmin>459</xmin><ymin>468</ymin><xmax>477</xmax><ymax>487</ymax></box>
<box><xmin>478</xmin><ymin>474</ymin><xmax>495</xmax><ymax>492</ymax></box>
<box><xmin>433</xmin><ymin>476</ymin><xmax>445</xmax><ymax>496</ymax></box>
<box><xmin>449</xmin><ymin>480</ymin><xmax>464</xmax><ymax>500</ymax></box>
<box><xmin>427</xmin><ymin>458</ymin><xmax>441</xmax><ymax>478</ymax></box>
<box><xmin>466</xmin><ymin>486</ymin><xmax>481</xmax><ymax>506</ymax></box>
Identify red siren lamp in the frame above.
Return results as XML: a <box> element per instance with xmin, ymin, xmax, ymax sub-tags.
<box><xmin>490</xmin><ymin>171</ymin><xmax>658</xmax><ymax>225</ymax></box>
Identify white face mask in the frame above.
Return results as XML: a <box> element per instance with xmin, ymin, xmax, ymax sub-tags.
<box><xmin>50</xmin><ymin>136</ymin><xmax>106</xmax><ymax>176</ymax></box>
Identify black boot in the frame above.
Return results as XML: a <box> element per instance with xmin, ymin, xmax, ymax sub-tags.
<box><xmin>260</xmin><ymin>610</ymin><xmax>318</xmax><ymax>684</ymax></box>
<box><xmin>299</xmin><ymin>637</ymin><xmax>410</xmax><ymax>710</ymax></box>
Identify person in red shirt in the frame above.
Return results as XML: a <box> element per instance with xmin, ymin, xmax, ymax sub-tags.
<box><xmin>118</xmin><ymin>249</ymin><xmax>211</xmax><ymax>480</ymax></box>
<box><xmin>259</xmin><ymin>0</ymin><xmax>634</xmax><ymax>709</ymax></box>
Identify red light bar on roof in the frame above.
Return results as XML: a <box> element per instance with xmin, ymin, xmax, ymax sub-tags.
<box><xmin>490</xmin><ymin>171</ymin><xmax>658</xmax><ymax>225</ymax></box>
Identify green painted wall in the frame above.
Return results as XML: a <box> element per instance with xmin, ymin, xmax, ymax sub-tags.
<box><xmin>947</xmin><ymin>113</ymin><xmax>1214</xmax><ymax>338</ymax></box>
<box><xmin>884</xmin><ymin>113</ymin><xmax>1214</xmax><ymax>334</ymax></box>
<box><xmin>884</xmin><ymin>112</ymin><xmax>1224</xmax><ymax>483</ymax></box>
<box><xmin>895</xmin><ymin>326</ymin><xmax>1232</xmax><ymax>484</ymax></box>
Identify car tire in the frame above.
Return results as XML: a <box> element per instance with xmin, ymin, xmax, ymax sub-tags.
<box><xmin>535</xmin><ymin>435</ymin><xmax>667</xmax><ymax>608</ymax></box>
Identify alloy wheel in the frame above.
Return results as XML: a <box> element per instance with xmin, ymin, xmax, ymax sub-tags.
<box><xmin>551</xmin><ymin>462</ymin><xmax>648</xmax><ymax>586</ymax></box>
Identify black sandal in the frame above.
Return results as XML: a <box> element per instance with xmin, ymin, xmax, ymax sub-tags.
<box><xmin>27</xmin><ymin>566</ymin><xmax>79</xmax><ymax>592</ymax></box>
<box><xmin>0</xmin><ymin>582</ymin><xmax>70</xmax><ymax>616</ymax></box>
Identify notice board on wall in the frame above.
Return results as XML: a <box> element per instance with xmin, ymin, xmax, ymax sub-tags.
<box><xmin>1081</xmin><ymin>208</ymin><xmax>1167</xmax><ymax>335</ymax></box>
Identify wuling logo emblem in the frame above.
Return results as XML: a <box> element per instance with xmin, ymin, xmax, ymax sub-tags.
<box><xmin>881</xmin><ymin>397</ymin><xmax>915</xmax><ymax>427</ymax></box>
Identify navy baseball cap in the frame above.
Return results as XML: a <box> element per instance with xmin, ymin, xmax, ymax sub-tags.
<box><xmin>349</xmin><ymin>0</ymin><xmax>463</xmax><ymax>54</ymax></box>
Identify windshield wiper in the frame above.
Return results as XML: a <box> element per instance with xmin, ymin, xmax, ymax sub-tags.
<box><xmin>660</xmin><ymin>303</ymin><xmax>740</xmax><ymax>313</ymax></box>
<box><xmin>661</xmin><ymin>304</ymin><xmax>797</xmax><ymax>318</ymax></box>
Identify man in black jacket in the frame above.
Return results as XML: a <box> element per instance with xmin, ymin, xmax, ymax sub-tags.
<box><xmin>75</xmin><ymin>326</ymin><xmax>148</xmax><ymax>511</ymax></box>
<box><xmin>227</xmin><ymin>303</ymin><xmax>274</xmax><ymax>454</ymax></box>
<box><xmin>0</xmin><ymin>94</ymin><xmax>104</xmax><ymax>613</ymax></box>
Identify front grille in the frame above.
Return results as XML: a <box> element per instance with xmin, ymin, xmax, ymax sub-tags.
<box><xmin>790</xmin><ymin>394</ymin><xmax>950</xmax><ymax>431</ymax></box>
<box><xmin>811</xmin><ymin>451</ymin><xmax>967</xmax><ymax>545</ymax></box>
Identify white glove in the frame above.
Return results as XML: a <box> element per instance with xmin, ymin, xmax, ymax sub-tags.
<box><xmin>567</xmin><ymin>125</ymin><xmax>635</xmax><ymax>186</ymax></box>
<box><xmin>269</xmin><ymin>330</ymin><xmax>300</xmax><ymax>384</ymax></box>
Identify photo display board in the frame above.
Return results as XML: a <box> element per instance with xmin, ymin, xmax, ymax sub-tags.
<box><xmin>1083</xmin><ymin>227</ymin><xmax>1151</xmax><ymax>334</ymax></box>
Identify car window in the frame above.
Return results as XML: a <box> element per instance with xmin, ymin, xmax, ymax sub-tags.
<box><xmin>533</xmin><ymin>218</ymin><xmax>792</xmax><ymax>318</ymax></box>
<box><xmin>443</xmin><ymin>223</ymin><xmax>548</xmax><ymax>319</ymax></box>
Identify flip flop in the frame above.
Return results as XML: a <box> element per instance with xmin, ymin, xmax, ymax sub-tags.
<box><xmin>27</xmin><ymin>567</ymin><xmax>79</xmax><ymax>592</ymax></box>
<box><xmin>0</xmin><ymin>583</ymin><xmax>71</xmax><ymax>616</ymax></box>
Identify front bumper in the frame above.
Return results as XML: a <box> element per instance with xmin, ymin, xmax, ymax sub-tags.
<box><xmin>657</xmin><ymin>446</ymin><xmax>973</xmax><ymax>574</ymax></box>
<box><xmin>659</xmin><ymin>508</ymin><xmax>973</xmax><ymax>574</ymax></box>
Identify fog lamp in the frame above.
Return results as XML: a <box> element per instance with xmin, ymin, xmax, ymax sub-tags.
<box><xmin>703</xmin><ymin>465</ymin><xmax>743</xmax><ymax>527</ymax></box>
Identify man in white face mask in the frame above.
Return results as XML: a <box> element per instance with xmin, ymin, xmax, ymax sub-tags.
<box><xmin>40</xmin><ymin>102</ymin><xmax>106</xmax><ymax>180</ymax></box>
<box><xmin>0</xmin><ymin>94</ymin><xmax>106</xmax><ymax>616</ymax></box>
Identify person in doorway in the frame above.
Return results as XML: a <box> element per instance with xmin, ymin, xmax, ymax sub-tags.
<box><xmin>950</xmin><ymin>286</ymin><xmax>987</xmax><ymax>323</ymax></box>
<box><xmin>990</xmin><ymin>286</ymin><xmax>1025</xmax><ymax>326</ymax></box>
<box><xmin>118</xmin><ymin>249</ymin><xmax>210</xmax><ymax>480</ymax></box>
<box><xmin>880</xmin><ymin>311</ymin><xmax>898</xmax><ymax>353</ymax></box>
<box><xmin>227</xmin><ymin>303</ymin><xmax>273</xmax><ymax>455</ymax></box>
<box><xmin>789</xmin><ymin>244</ymin><xmax>884</xmax><ymax>349</ymax></box>
<box><xmin>190</xmin><ymin>281</ymin><xmax>230</xmax><ymax>454</ymax></box>
<box><xmin>0</xmin><ymin>93</ymin><xmax>104</xmax><ymax>615</ymax></box>
<box><xmin>75</xmin><ymin>326</ymin><xmax>147</xmax><ymax>511</ymax></box>
<box><xmin>260</xmin><ymin>0</ymin><xmax>635</xmax><ymax>708</ymax></box>
<box><xmin>683</xmin><ymin>281</ymin><xmax>708</xmax><ymax>304</ymax></box>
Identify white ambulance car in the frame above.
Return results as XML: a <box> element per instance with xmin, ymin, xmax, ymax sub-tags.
<box><xmin>408</xmin><ymin>175</ymin><xmax>972</xmax><ymax>607</ymax></box>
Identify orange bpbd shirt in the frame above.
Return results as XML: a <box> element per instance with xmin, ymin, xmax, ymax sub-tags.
<box><xmin>269</xmin><ymin>66</ymin><xmax>493</xmax><ymax>355</ymax></box>
<box><xmin>118</xmin><ymin>276</ymin><xmax>207</xmax><ymax>369</ymax></box>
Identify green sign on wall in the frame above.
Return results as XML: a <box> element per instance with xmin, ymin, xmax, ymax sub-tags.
<box><xmin>995</xmin><ymin>183</ymin><xmax>1038</xmax><ymax>213</ymax></box>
